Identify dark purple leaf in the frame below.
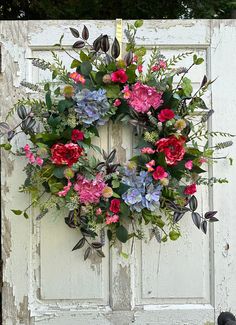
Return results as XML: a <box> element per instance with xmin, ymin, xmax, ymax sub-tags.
<box><xmin>73</xmin><ymin>40</ymin><xmax>85</xmax><ymax>49</ymax></box>
<box><xmin>173</xmin><ymin>211</ymin><xmax>185</xmax><ymax>223</ymax></box>
<box><xmin>91</xmin><ymin>242</ymin><xmax>103</xmax><ymax>249</ymax></box>
<box><xmin>111</xmin><ymin>37</ymin><xmax>120</xmax><ymax>59</ymax></box>
<box><xmin>100</xmin><ymin>35</ymin><xmax>109</xmax><ymax>53</ymax></box>
<box><xmin>93</xmin><ymin>34</ymin><xmax>103</xmax><ymax>52</ymax></box>
<box><xmin>209</xmin><ymin>216</ymin><xmax>219</xmax><ymax>222</ymax></box>
<box><xmin>189</xmin><ymin>195</ymin><xmax>198</xmax><ymax>211</ymax></box>
<box><xmin>201</xmin><ymin>220</ymin><xmax>207</xmax><ymax>234</ymax></box>
<box><xmin>192</xmin><ymin>212</ymin><xmax>201</xmax><ymax>229</ymax></box>
<box><xmin>96</xmin><ymin>250</ymin><xmax>105</xmax><ymax>258</ymax></box>
<box><xmin>84</xmin><ymin>247</ymin><xmax>92</xmax><ymax>260</ymax></box>
<box><xmin>124</xmin><ymin>51</ymin><xmax>133</xmax><ymax>66</ymax></box>
<box><xmin>70</xmin><ymin>27</ymin><xmax>80</xmax><ymax>38</ymax></box>
<box><xmin>201</xmin><ymin>75</ymin><xmax>207</xmax><ymax>88</ymax></box>
<box><xmin>72</xmin><ymin>237</ymin><xmax>85</xmax><ymax>251</ymax></box>
<box><xmin>82</xmin><ymin>25</ymin><xmax>89</xmax><ymax>40</ymax></box>
<box><xmin>205</xmin><ymin>211</ymin><xmax>218</xmax><ymax>219</ymax></box>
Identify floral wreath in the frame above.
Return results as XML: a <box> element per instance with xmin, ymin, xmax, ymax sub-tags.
<box><xmin>0</xmin><ymin>20</ymin><xmax>233</xmax><ymax>260</ymax></box>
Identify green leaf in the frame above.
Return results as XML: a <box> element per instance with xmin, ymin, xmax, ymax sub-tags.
<box><xmin>116</xmin><ymin>225</ymin><xmax>129</xmax><ymax>243</ymax></box>
<box><xmin>134</xmin><ymin>20</ymin><xmax>143</xmax><ymax>28</ymax></box>
<box><xmin>112</xmin><ymin>179</ymin><xmax>120</xmax><ymax>188</ymax></box>
<box><xmin>48</xmin><ymin>180</ymin><xmax>63</xmax><ymax>193</ymax></box>
<box><xmin>80</xmin><ymin>61</ymin><xmax>92</xmax><ymax>76</ymax></box>
<box><xmin>182</xmin><ymin>77</ymin><xmax>193</xmax><ymax>96</ymax></box>
<box><xmin>80</xmin><ymin>51</ymin><xmax>89</xmax><ymax>62</ymax></box>
<box><xmin>44</xmin><ymin>83</ymin><xmax>50</xmax><ymax>91</ymax></box>
<box><xmin>156</xmin><ymin>152</ymin><xmax>167</xmax><ymax>167</ymax></box>
<box><xmin>115</xmin><ymin>183</ymin><xmax>130</xmax><ymax>196</ymax></box>
<box><xmin>57</xmin><ymin>99</ymin><xmax>73</xmax><ymax>113</ymax></box>
<box><xmin>169</xmin><ymin>230</ymin><xmax>180</xmax><ymax>241</ymax></box>
<box><xmin>120</xmin><ymin>251</ymin><xmax>129</xmax><ymax>259</ymax></box>
<box><xmin>196</xmin><ymin>58</ymin><xmax>204</xmax><ymax>65</ymax></box>
<box><xmin>23</xmin><ymin>211</ymin><xmax>29</xmax><ymax>219</ymax></box>
<box><xmin>134</xmin><ymin>46</ymin><xmax>146</xmax><ymax>57</ymax></box>
<box><xmin>107</xmin><ymin>229</ymin><xmax>113</xmax><ymax>241</ymax></box>
<box><xmin>120</xmin><ymin>202</ymin><xmax>130</xmax><ymax>218</ymax></box>
<box><xmin>95</xmin><ymin>71</ymin><xmax>106</xmax><ymax>85</ymax></box>
<box><xmin>54</xmin><ymin>87</ymin><xmax>61</xmax><ymax>96</ymax></box>
<box><xmin>45</xmin><ymin>91</ymin><xmax>52</xmax><ymax>109</ymax></box>
<box><xmin>71</xmin><ymin>59</ymin><xmax>80</xmax><ymax>69</ymax></box>
<box><xmin>53</xmin><ymin>167</ymin><xmax>66</xmax><ymax>179</ymax></box>
<box><xmin>52</xmin><ymin>70</ymin><xmax>58</xmax><ymax>80</ymax></box>
<box><xmin>112</xmin><ymin>192</ymin><xmax>120</xmax><ymax>198</ymax></box>
<box><xmin>11</xmin><ymin>209</ymin><xmax>22</xmax><ymax>215</ymax></box>
<box><xmin>103</xmin><ymin>84</ymin><xmax>120</xmax><ymax>99</ymax></box>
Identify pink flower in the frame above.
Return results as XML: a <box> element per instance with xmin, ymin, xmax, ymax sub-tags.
<box><xmin>122</xmin><ymin>85</ymin><xmax>132</xmax><ymax>99</ymax></box>
<box><xmin>184</xmin><ymin>184</ymin><xmax>197</xmax><ymax>195</ymax></box>
<box><xmin>58</xmin><ymin>180</ymin><xmax>72</xmax><ymax>197</ymax></box>
<box><xmin>151</xmin><ymin>65</ymin><xmax>160</xmax><ymax>72</ymax></box>
<box><xmin>156</xmin><ymin>136</ymin><xmax>186</xmax><ymax>166</ymax></box>
<box><xmin>132</xmin><ymin>55</ymin><xmax>138</xmax><ymax>63</ymax></box>
<box><xmin>114</xmin><ymin>99</ymin><xmax>121</xmax><ymax>107</ymax></box>
<box><xmin>96</xmin><ymin>208</ymin><xmax>102</xmax><ymax>216</ymax></box>
<box><xmin>69</xmin><ymin>72</ymin><xmax>86</xmax><ymax>84</ymax></box>
<box><xmin>128</xmin><ymin>82</ymin><xmax>163</xmax><ymax>113</ymax></box>
<box><xmin>111</xmin><ymin>69</ymin><xmax>128</xmax><ymax>83</ymax></box>
<box><xmin>109</xmin><ymin>199</ymin><xmax>120</xmax><ymax>213</ymax></box>
<box><xmin>185</xmin><ymin>160</ymin><xmax>193</xmax><ymax>170</ymax></box>
<box><xmin>146</xmin><ymin>160</ymin><xmax>155</xmax><ymax>172</ymax></box>
<box><xmin>152</xmin><ymin>166</ymin><xmax>168</xmax><ymax>180</ymax></box>
<box><xmin>199</xmin><ymin>158</ymin><xmax>207</xmax><ymax>164</ymax></box>
<box><xmin>141</xmin><ymin>147</ymin><xmax>156</xmax><ymax>154</ymax></box>
<box><xmin>74</xmin><ymin>174</ymin><xmax>106</xmax><ymax>205</ymax></box>
<box><xmin>29</xmin><ymin>152</ymin><xmax>35</xmax><ymax>163</ymax></box>
<box><xmin>159</xmin><ymin>60</ymin><xmax>167</xmax><ymax>69</ymax></box>
<box><xmin>137</xmin><ymin>65</ymin><xmax>143</xmax><ymax>73</ymax></box>
<box><xmin>71</xmin><ymin>129</ymin><xmax>84</xmax><ymax>142</ymax></box>
<box><xmin>158</xmin><ymin>108</ymin><xmax>175</xmax><ymax>122</ymax></box>
<box><xmin>24</xmin><ymin>144</ymin><xmax>30</xmax><ymax>152</ymax></box>
<box><xmin>36</xmin><ymin>157</ymin><xmax>44</xmax><ymax>166</ymax></box>
<box><xmin>106</xmin><ymin>214</ymin><xmax>119</xmax><ymax>225</ymax></box>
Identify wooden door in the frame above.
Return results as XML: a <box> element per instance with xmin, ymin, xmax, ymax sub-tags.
<box><xmin>1</xmin><ymin>20</ymin><xmax>236</xmax><ymax>325</ymax></box>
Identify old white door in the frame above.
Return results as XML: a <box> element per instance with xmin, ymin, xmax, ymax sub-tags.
<box><xmin>1</xmin><ymin>20</ymin><xmax>236</xmax><ymax>325</ymax></box>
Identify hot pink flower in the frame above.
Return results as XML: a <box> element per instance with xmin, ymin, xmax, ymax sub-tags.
<box><xmin>199</xmin><ymin>158</ymin><xmax>207</xmax><ymax>164</ymax></box>
<box><xmin>137</xmin><ymin>65</ymin><xmax>143</xmax><ymax>73</ymax></box>
<box><xmin>141</xmin><ymin>147</ymin><xmax>156</xmax><ymax>154</ymax></box>
<box><xmin>184</xmin><ymin>184</ymin><xmax>197</xmax><ymax>195</ymax></box>
<box><xmin>128</xmin><ymin>82</ymin><xmax>163</xmax><ymax>113</ymax></box>
<box><xmin>185</xmin><ymin>160</ymin><xmax>193</xmax><ymax>170</ymax></box>
<box><xmin>111</xmin><ymin>69</ymin><xmax>128</xmax><ymax>83</ymax></box>
<box><xmin>74</xmin><ymin>174</ymin><xmax>106</xmax><ymax>205</ymax></box>
<box><xmin>71</xmin><ymin>129</ymin><xmax>84</xmax><ymax>142</ymax></box>
<box><xmin>122</xmin><ymin>85</ymin><xmax>131</xmax><ymax>99</ymax></box>
<box><xmin>159</xmin><ymin>60</ymin><xmax>167</xmax><ymax>69</ymax></box>
<box><xmin>146</xmin><ymin>160</ymin><xmax>155</xmax><ymax>172</ymax></box>
<box><xmin>58</xmin><ymin>180</ymin><xmax>72</xmax><ymax>197</ymax></box>
<box><xmin>158</xmin><ymin>108</ymin><xmax>175</xmax><ymax>122</ymax></box>
<box><xmin>36</xmin><ymin>157</ymin><xmax>44</xmax><ymax>166</ymax></box>
<box><xmin>29</xmin><ymin>152</ymin><xmax>35</xmax><ymax>163</ymax></box>
<box><xmin>69</xmin><ymin>72</ymin><xmax>86</xmax><ymax>84</ymax></box>
<box><xmin>114</xmin><ymin>99</ymin><xmax>121</xmax><ymax>107</ymax></box>
<box><xmin>156</xmin><ymin>136</ymin><xmax>186</xmax><ymax>166</ymax></box>
<box><xmin>109</xmin><ymin>199</ymin><xmax>120</xmax><ymax>213</ymax></box>
<box><xmin>106</xmin><ymin>214</ymin><xmax>119</xmax><ymax>225</ymax></box>
<box><xmin>24</xmin><ymin>144</ymin><xmax>30</xmax><ymax>152</ymax></box>
<box><xmin>151</xmin><ymin>65</ymin><xmax>160</xmax><ymax>72</ymax></box>
<box><xmin>152</xmin><ymin>166</ymin><xmax>168</xmax><ymax>180</ymax></box>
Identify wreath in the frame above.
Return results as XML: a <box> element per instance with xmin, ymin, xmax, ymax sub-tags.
<box><xmin>1</xmin><ymin>20</ymin><xmax>233</xmax><ymax>260</ymax></box>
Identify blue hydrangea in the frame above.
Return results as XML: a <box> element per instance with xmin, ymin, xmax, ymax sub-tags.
<box><xmin>121</xmin><ymin>168</ymin><xmax>162</xmax><ymax>212</ymax></box>
<box><xmin>73</xmin><ymin>88</ymin><xmax>110</xmax><ymax>126</ymax></box>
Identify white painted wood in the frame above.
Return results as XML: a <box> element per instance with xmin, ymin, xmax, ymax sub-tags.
<box><xmin>1</xmin><ymin>19</ymin><xmax>236</xmax><ymax>325</ymax></box>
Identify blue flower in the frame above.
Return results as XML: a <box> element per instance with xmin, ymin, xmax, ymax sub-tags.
<box><xmin>73</xmin><ymin>88</ymin><xmax>110</xmax><ymax>126</ymax></box>
<box><xmin>121</xmin><ymin>168</ymin><xmax>162</xmax><ymax>212</ymax></box>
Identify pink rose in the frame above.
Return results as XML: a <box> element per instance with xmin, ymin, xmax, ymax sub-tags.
<box><xmin>106</xmin><ymin>214</ymin><xmax>119</xmax><ymax>225</ymax></box>
<box><xmin>96</xmin><ymin>208</ymin><xmax>102</xmax><ymax>216</ymax></box>
<box><xmin>36</xmin><ymin>157</ymin><xmax>44</xmax><ymax>166</ymax></box>
<box><xmin>137</xmin><ymin>65</ymin><xmax>143</xmax><ymax>73</ymax></box>
<box><xmin>128</xmin><ymin>82</ymin><xmax>163</xmax><ymax>113</ymax></box>
<box><xmin>122</xmin><ymin>85</ymin><xmax>131</xmax><ymax>99</ymax></box>
<box><xmin>114</xmin><ymin>99</ymin><xmax>121</xmax><ymax>107</ymax></box>
<box><xmin>185</xmin><ymin>160</ymin><xmax>193</xmax><ymax>170</ymax></box>
<box><xmin>158</xmin><ymin>108</ymin><xmax>175</xmax><ymax>122</ymax></box>
<box><xmin>156</xmin><ymin>136</ymin><xmax>186</xmax><ymax>166</ymax></box>
<box><xmin>141</xmin><ymin>147</ymin><xmax>156</xmax><ymax>154</ymax></box>
<box><xmin>184</xmin><ymin>184</ymin><xmax>197</xmax><ymax>195</ymax></box>
<box><xmin>58</xmin><ymin>180</ymin><xmax>72</xmax><ymax>197</ymax></box>
<box><xmin>152</xmin><ymin>166</ymin><xmax>168</xmax><ymax>180</ymax></box>
<box><xmin>109</xmin><ymin>199</ymin><xmax>120</xmax><ymax>214</ymax></box>
<box><xmin>111</xmin><ymin>69</ymin><xmax>128</xmax><ymax>83</ymax></box>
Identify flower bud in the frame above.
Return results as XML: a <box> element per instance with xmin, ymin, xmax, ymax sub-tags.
<box><xmin>102</xmin><ymin>74</ymin><xmax>112</xmax><ymax>84</ymax></box>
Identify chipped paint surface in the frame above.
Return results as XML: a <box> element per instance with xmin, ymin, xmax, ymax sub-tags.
<box><xmin>1</xmin><ymin>19</ymin><xmax>236</xmax><ymax>324</ymax></box>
